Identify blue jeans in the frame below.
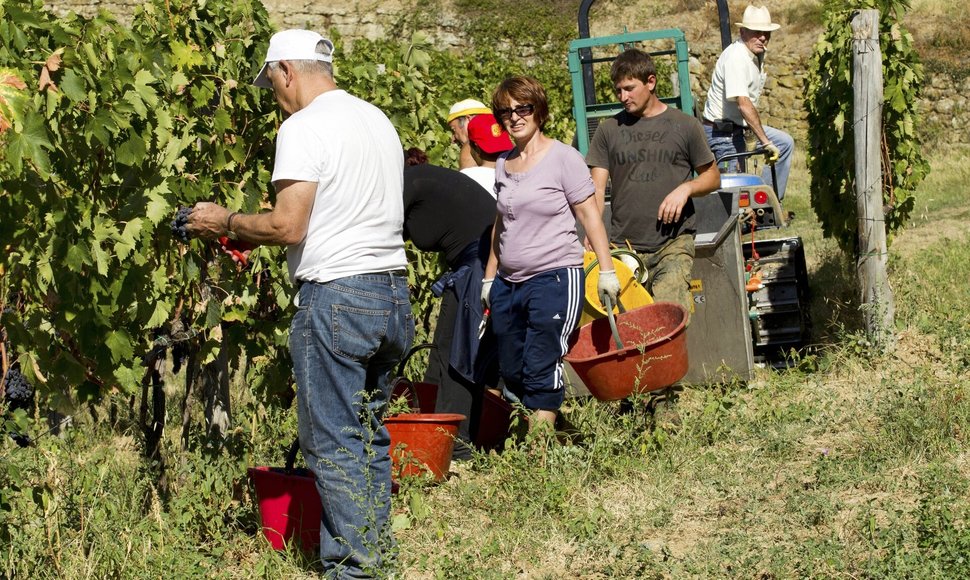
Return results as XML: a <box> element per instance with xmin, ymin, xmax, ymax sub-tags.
<box><xmin>704</xmin><ymin>123</ymin><xmax>794</xmax><ymax>200</ymax></box>
<box><xmin>291</xmin><ymin>272</ymin><xmax>414</xmax><ymax>579</ymax></box>
<box><xmin>489</xmin><ymin>267</ymin><xmax>584</xmax><ymax>411</ymax></box>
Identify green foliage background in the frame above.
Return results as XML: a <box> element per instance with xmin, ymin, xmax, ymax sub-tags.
<box><xmin>0</xmin><ymin>0</ymin><xmax>581</xmax><ymax>409</ymax></box>
<box><xmin>0</xmin><ymin>0</ymin><xmax>294</xmax><ymax>407</ymax></box>
<box><xmin>805</xmin><ymin>0</ymin><xmax>929</xmax><ymax>254</ymax></box>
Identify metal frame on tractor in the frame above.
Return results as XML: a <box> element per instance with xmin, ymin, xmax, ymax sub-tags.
<box><xmin>567</xmin><ymin>0</ymin><xmax>811</xmax><ymax>384</ymax></box>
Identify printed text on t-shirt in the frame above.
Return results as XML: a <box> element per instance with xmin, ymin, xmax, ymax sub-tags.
<box><xmin>612</xmin><ymin>148</ymin><xmax>685</xmax><ymax>167</ymax></box>
<box><xmin>623</xmin><ymin>130</ymin><xmax>668</xmax><ymax>144</ymax></box>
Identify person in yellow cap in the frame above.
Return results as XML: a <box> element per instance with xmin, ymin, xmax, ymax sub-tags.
<box><xmin>447</xmin><ymin>98</ymin><xmax>492</xmax><ymax>170</ymax></box>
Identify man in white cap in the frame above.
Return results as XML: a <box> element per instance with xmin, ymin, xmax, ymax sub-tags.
<box><xmin>703</xmin><ymin>5</ymin><xmax>795</xmax><ymax>199</ymax></box>
<box><xmin>187</xmin><ymin>29</ymin><xmax>412</xmax><ymax>577</ymax></box>
<box><xmin>446</xmin><ymin>98</ymin><xmax>492</xmax><ymax>170</ymax></box>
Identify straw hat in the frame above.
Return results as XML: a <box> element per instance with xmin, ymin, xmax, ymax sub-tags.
<box><xmin>736</xmin><ymin>5</ymin><xmax>781</xmax><ymax>32</ymax></box>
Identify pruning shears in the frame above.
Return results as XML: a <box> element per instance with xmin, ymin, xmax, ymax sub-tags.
<box><xmin>217</xmin><ymin>236</ymin><xmax>254</xmax><ymax>267</ymax></box>
<box><xmin>478</xmin><ymin>308</ymin><xmax>490</xmax><ymax>339</ymax></box>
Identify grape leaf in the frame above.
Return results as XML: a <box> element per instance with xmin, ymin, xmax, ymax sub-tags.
<box><xmin>0</xmin><ymin>67</ymin><xmax>27</xmax><ymax>132</ymax></box>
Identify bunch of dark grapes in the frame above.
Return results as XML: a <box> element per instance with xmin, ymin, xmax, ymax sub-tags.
<box><xmin>170</xmin><ymin>206</ymin><xmax>193</xmax><ymax>243</ymax></box>
<box><xmin>3</xmin><ymin>364</ymin><xmax>32</xmax><ymax>411</ymax></box>
<box><xmin>4</xmin><ymin>364</ymin><xmax>33</xmax><ymax>447</ymax></box>
<box><xmin>171</xmin><ymin>340</ymin><xmax>190</xmax><ymax>375</ymax></box>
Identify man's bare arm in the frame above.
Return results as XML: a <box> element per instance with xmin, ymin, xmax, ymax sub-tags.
<box><xmin>187</xmin><ymin>179</ymin><xmax>316</xmax><ymax>246</ymax></box>
<box><xmin>657</xmin><ymin>161</ymin><xmax>721</xmax><ymax>224</ymax></box>
<box><xmin>736</xmin><ymin>96</ymin><xmax>771</xmax><ymax>146</ymax></box>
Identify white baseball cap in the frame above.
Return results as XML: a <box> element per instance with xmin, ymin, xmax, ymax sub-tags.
<box><xmin>253</xmin><ymin>29</ymin><xmax>334</xmax><ymax>88</ymax></box>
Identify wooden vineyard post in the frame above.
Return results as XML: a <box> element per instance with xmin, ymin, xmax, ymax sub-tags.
<box><xmin>852</xmin><ymin>9</ymin><xmax>896</xmax><ymax>351</ymax></box>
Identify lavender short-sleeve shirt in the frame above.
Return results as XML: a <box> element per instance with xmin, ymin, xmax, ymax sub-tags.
<box><xmin>494</xmin><ymin>140</ymin><xmax>594</xmax><ymax>282</ymax></box>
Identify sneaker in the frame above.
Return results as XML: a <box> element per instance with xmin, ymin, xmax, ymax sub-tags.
<box><xmin>451</xmin><ymin>438</ymin><xmax>474</xmax><ymax>461</ymax></box>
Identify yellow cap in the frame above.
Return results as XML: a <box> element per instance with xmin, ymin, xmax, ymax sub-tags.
<box><xmin>446</xmin><ymin>99</ymin><xmax>491</xmax><ymax>122</ymax></box>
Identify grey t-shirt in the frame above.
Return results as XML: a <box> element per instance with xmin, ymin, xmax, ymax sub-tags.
<box><xmin>586</xmin><ymin>107</ymin><xmax>714</xmax><ymax>252</ymax></box>
<box><xmin>494</xmin><ymin>140</ymin><xmax>594</xmax><ymax>283</ymax></box>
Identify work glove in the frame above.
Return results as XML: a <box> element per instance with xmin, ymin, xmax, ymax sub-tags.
<box><xmin>597</xmin><ymin>270</ymin><xmax>621</xmax><ymax>309</ymax></box>
<box><xmin>481</xmin><ymin>278</ymin><xmax>494</xmax><ymax>309</ymax></box>
<box><xmin>763</xmin><ymin>141</ymin><xmax>781</xmax><ymax>164</ymax></box>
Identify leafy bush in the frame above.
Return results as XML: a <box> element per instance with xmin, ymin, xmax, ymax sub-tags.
<box><xmin>0</xmin><ymin>0</ymin><xmax>290</xmax><ymax>406</ymax></box>
<box><xmin>805</xmin><ymin>0</ymin><xmax>929</xmax><ymax>255</ymax></box>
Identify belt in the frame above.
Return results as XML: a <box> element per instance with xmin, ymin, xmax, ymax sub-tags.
<box><xmin>703</xmin><ymin>118</ymin><xmax>745</xmax><ymax>133</ymax></box>
<box><xmin>296</xmin><ymin>270</ymin><xmax>407</xmax><ymax>287</ymax></box>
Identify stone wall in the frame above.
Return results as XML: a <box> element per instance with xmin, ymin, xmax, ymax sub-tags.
<box><xmin>43</xmin><ymin>0</ymin><xmax>968</xmax><ymax>145</ymax></box>
<box><xmin>922</xmin><ymin>74</ymin><xmax>970</xmax><ymax>138</ymax></box>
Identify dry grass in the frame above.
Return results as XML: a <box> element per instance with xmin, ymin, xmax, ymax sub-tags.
<box><xmin>908</xmin><ymin>0</ymin><xmax>970</xmax><ymax>77</ymax></box>
<box><xmin>389</xmin><ymin>146</ymin><xmax>970</xmax><ymax>578</ymax></box>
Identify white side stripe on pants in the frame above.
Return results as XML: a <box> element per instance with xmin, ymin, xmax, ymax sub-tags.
<box><xmin>553</xmin><ymin>267</ymin><xmax>584</xmax><ymax>391</ymax></box>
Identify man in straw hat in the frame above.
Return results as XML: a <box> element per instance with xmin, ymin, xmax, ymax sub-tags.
<box><xmin>446</xmin><ymin>98</ymin><xmax>492</xmax><ymax>170</ymax></box>
<box><xmin>703</xmin><ymin>5</ymin><xmax>794</xmax><ymax>199</ymax></box>
<box><xmin>188</xmin><ymin>29</ymin><xmax>412</xmax><ymax>577</ymax></box>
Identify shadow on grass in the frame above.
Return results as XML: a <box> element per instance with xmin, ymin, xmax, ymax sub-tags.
<box><xmin>807</xmin><ymin>248</ymin><xmax>864</xmax><ymax>349</ymax></box>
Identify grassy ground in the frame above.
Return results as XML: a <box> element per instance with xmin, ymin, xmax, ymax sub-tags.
<box><xmin>3</xmin><ymin>2</ymin><xmax>968</xmax><ymax>576</ymax></box>
<box><xmin>2</xmin><ymin>141</ymin><xmax>967</xmax><ymax>578</ymax></box>
<box><xmin>387</xmin><ymin>144</ymin><xmax>970</xmax><ymax>578</ymax></box>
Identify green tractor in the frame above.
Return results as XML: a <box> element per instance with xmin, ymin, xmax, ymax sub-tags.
<box><xmin>568</xmin><ymin>0</ymin><xmax>811</xmax><ymax>384</ymax></box>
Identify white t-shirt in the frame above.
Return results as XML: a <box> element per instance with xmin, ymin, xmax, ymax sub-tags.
<box><xmin>460</xmin><ymin>166</ymin><xmax>498</xmax><ymax>199</ymax></box>
<box><xmin>272</xmin><ymin>89</ymin><xmax>406</xmax><ymax>284</ymax></box>
<box><xmin>703</xmin><ymin>39</ymin><xmax>767</xmax><ymax>125</ymax></box>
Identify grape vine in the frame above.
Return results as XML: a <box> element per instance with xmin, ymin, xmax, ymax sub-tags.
<box><xmin>0</xmin><ymin>0</ymin><xmax>288</xmax><ymax>410</ymax></box>
<box><xmin>805</xmin><ymin>0</ymin><xmax>929</xmax><ymax>255</ymax></box>
<box><xmin>0</xmin><ymin>0</ymin><xmax>586</xmax><ymax>421</ymax></box>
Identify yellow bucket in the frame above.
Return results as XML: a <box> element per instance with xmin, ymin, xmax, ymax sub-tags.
<box><xmin>579</xmin><ymin>251</ymin><xmax>653</xmax><ymax>327</ymax></box>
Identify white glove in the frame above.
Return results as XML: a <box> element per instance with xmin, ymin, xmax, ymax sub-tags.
<box><xmin>597</xmin><ymin>270</ymin><xmax>621</xmax><ymax>309</ymax></box>
<box><xmin>763</xmin><ymin>142</ymin><xmax>781</xmax><ymax>164</ymax></box>
<box><xmin>481</xmin><ymin>278</ymin><xmax>494</xmax><ymax>309</ymax></box>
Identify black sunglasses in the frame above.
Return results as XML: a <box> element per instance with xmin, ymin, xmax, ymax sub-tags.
<box><xmin>495</xmin><ymin>104</ymin><xmax>535</xmax><ymax>121</ymax></box>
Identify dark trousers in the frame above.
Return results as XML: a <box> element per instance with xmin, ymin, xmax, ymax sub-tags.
<box><xmin>490</xmin><ymin>267</ymin><xmax>584</xmax><ymax>411</ymax></box>
<box><xmin>423</xmin><ymin>287</ymin><xmax>490</xmax><ymax>458</ymax></box>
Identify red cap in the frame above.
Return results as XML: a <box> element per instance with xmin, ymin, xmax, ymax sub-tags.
<box><xmin>467</xmin><ymin>114</ymin><xmax>513</xmax><ymax>154</ymax></box>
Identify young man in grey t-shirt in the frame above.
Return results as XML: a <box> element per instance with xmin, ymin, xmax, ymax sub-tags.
<box><xmin>586</xmin><ymin>48</ymin><xmax>719</xmax><ymax>319</ymax></box>
<box><xmin>586</xmin><ymin>48</ymin><xmax>720</xmax><ymax>426</ymax></box>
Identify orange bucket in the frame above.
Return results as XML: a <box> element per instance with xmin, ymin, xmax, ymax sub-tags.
<box><xmin>564</xmin><ymin>302</ymin><xmax>688</xmax><ymax>401</ymax></box>
<box><xmin>390</xmin><ymin>379</ymin><xmax>438</xmax><ymax>413</ymax></box>
<box><xmin>385</xmin><ymin>413</ymin><xmax>465</xmax><ymax>481</ymax></box>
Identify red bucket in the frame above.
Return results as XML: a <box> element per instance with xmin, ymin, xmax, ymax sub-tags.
<box><xmin>248</xmin><ymin>439</ymin><xmax>403</xmax><ymax>552</ymax></box>
<box><xmin>247</xmin><ymin>465</ymin><xmax>321</xmax><ymax>552</ymax></box>
<box><xmin>385</xmin><ymin>413</ymin><xmax>465</xmax><ymax>481</ymax></box>
<box><xmin>473</xmin><ymin>390</ymin><xmax>514</xmax><ymax>450</ymax></box>
<box><xmin>564</xmin><ymin>302</ymin><xmax>689</xmax><ymax>401</ymax></box>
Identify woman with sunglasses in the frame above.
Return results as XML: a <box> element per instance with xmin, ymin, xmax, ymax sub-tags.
<box><xmin>481</xmin><ymin>75</ymin><xmax>618</xmax><ymax>430</ymax></box>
